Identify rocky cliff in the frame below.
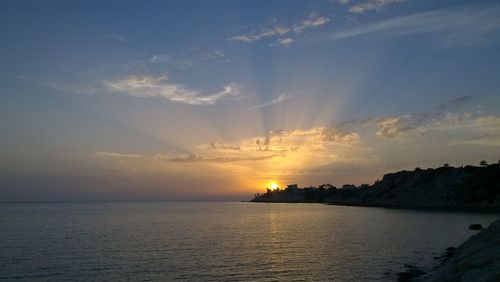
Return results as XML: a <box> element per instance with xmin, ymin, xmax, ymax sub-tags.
<box><xmin>252</xmin><ymin>164</ymin><xmax>500</xmax><ymax>209</ymax></box>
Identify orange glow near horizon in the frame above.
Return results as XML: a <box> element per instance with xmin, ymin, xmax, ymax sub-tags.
<box><xmin>268</xmin><ymin>181</ymin><xmax>280</xmax><ymax>190</ymax></box>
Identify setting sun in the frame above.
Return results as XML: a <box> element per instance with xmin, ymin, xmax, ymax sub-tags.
<box><xmin>269</xmin><ymin>182</ymin><xmax>280</xmax><ymax>190</ymax></box>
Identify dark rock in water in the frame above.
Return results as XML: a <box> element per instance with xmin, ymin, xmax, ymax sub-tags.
<box><xmin>444</xmin><ymin>247</ymin><xmax>456</xmax><ymax>258</ymax></box>
<box><xmin>397</xmin><ymin>267</ymin><xmax>427</xmax><ymax>282</ymax></box>
<box><xmin>434</xmin><ymin>247</ymin><xmax>456</xmax><ymax>261</ymax></box>
<box><xmin>397</xmin><ymin>271</ymin><xmax>413</xmax><ymax>282</ymax></box>
<box><xmin>468</xmin><ymin>223</ymin><xmax>483</xmax><ymax>230</ymax></box>
<box><xmin>403</xmin><ymin>263</ymin><xmax>419</xmax><ymax>269</ymax></box>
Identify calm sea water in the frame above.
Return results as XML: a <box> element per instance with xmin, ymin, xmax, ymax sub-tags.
<box><xmin>0</xmin><ymin>202</ymin><xmax>498</xmax><ymax>281</ymax></box>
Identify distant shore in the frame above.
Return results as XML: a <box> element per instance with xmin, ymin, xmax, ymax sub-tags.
<box><xmin>251</xmin><ymin>163</ymin><xmax>500</xmax><ymax>211</ymax></box>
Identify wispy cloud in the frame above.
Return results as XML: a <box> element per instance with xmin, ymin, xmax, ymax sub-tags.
<box><xmin>199</xmin><ymin>50</ymin><xmax>226</xmax><ymax>61</ymax></box>
<box><xmin>107</xmin><ymin>33</ymin><xmax>130</xmax><ymax>43</ymax></box>
<box><xmin>249</xmin><ymin>92</ymin><xmax>294</xmax><ymax>110</ymax></box>
<box><xmin>150</xmin><ymin>54</ymin><xmax>194</xmax><ymax>69</ymax></box>
<box><xmin>334</xmin><ymin>95</ymin><xmax>482</xmax><ymax>141</ymax></box>
<box><xmin>43</xmin><ymin>63</ymin><xmax>242</xmax><ymax>105</ymax></box>
<box><xmin>422</xmin><ymin>113</ymin><xmax>500</xmax><ymax>147</ymax></box>
<box><xmin>327</xmin><ymin>7</ymin><xmax>500</xmax><ymax>47</ymax></box>
<box><xmin>206</xmin><ymin>143</ymin><xmax>241</xmax><ymax>152</ymax></box>
<box><xmin>278</xmin><ymin>38</ymin><xmax>294</xmax><ymax>47</ymax></box>
<box><xmin>90</xmin><ymin>152</ymin><xmax>142</xmax><ymax>158</ymax></box>
<box><xmin>456</xmin><ymin>116</ymin><xmax>500</xmax><ymax>147</ymax></box>
<box><xmin>159</xmin><ymin>127</ymin><xmax>363</xmax><ymax>168</ymax></box>
<box><xmin>244</xmin><ymin>128</ymin><xmax>361</xmax><ymax>152</ymax></box>
<box><xmin>104</xmin><ymin>75</ymin><xmax>241</xmax><ymax>105</ymax></box>
<box><xmin>337</xmin><ymin>95</ymin><xmax>500</xmax><ymax>146</ymax></box>
<box><xmin>229</xmin><ymin>14</ymin><xmax>330</xmax><ymax>46</ymax></box>
<box><xmin>375</xmin><ymin>117</ymin><xmax>414</xmax><ymax>139</ymax></box>
<box><xmin>450</xmin><ymin>95</ymin><xmax>472</xmax><ymax>105</ymax></box>
<box><xmin>150</xmin><ymin>49</ymin><xmax>227</xmax><ymax>68</ymax></box>
<box><xmin>293</xmin><ymin>14</ymin><xmax>330</xmax><ymax>33</ymax></box>
<box><xmin>167</xmin><ymin>153</ymin><xmax>279</xmax><ymax>163</ymax></box>
<box><xmin>230</xmin><ymin>26</ymin><xmax>290</xmax><ymax>43</ymax></box>
<box><xmin>348</xmin><ymin>0</ymin><xmax>405</xmax><ymax>14</ymax></box>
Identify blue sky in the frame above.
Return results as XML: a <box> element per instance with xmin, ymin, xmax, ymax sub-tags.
<box><xmin>1</xmin><ymin>0</ymin><xmax>500</xmax><ymax>201</ymax></box>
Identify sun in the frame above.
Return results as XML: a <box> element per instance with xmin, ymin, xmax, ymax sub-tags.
<box><xmin>269</xmin><ymin>182</ymin><xmax>280</xmax><ymax>190</ymax></box>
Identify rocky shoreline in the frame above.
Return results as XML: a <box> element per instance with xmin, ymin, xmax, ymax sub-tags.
<box><xmin>426</xmin><ymin>217</ymin><xmax>500</xmax><ymax>282</ymax></box>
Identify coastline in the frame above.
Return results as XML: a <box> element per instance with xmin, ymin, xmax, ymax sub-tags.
<box><xmin>427</xmin><ymin>217</ymin><xmax>500</xmax><ymax>282</ymax></box>
<box><xmin>250</xmin><ymin>200</ymin><xmax>500</xmax><ymax>212</ymax></box>
<box><xmin>251</xmin><ymin>164</ymin><xmax>500</xmax><ymax>211</ymax></box>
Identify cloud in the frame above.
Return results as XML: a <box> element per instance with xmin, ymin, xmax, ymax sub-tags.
<box><xmin>206</xmin><ymin>143</ymin><xmax>241</xmax><ymax>152</ymax></box>
<box><xmin>336</xmin><ymin>117</ymin><xmax>377</xmax><ymax>129</ymax></box>
<box><xmin>420</xmin><ymin>113</ymin><xmax>500</xmax><ymax>147</ymax></box>
<box><xmin>249</xmin><ymin>92</ymin><xmax>294</xmax><ymax>110</ymax></box>
<box><xmin>107</xmin><ymin>34</ymin><xmax>130</xmax><ymax>43</ymax></box>
<box><xmin>90</xmin><ymin>152</ymin><xmax>142</xmax><ymax>158</ymax></box>
<box><xmin>151</xmin><ymin>126</ymin><xmax>367</xmax><ymax>179</ymax></box>
<box><xmin>163</xmin><ymin>153</ymin><xmax>279</xmax><ymax>163</ymax></box>
<box><xmin>104</xmin><ymin>75</ymin><xmax>241</xmax><ymax>105</ymax></box>
<box><xmin>452</xmin><ymin>116</ymin><xmax>500</xmax><ymax>147</ymax></box>
<box><xmin>44</xmin><ymin>70</ymin><xmax>243</xmax><ymax>106</ymax></box>
<box><xmin>293</xmin><ymin>14</ymin><xmax>330</xmax><ymax>33</ymax></box>
<box><xmin>150</xmin><ymin>54</ymin><xmax>193</xmax><ymax>69</ymax></box>
<box><xmin>151</xmin><ymin>50</ymin><xmax>226</xmax><ymax>68</ymax></box>
<box><xmin>335</xmin><ymin>96</ymin><xmax>479</xmax><ymax>141</ymax></box>
<box><xmin>229</xmin><ymin>14</ymin><xmax>330</xmax><ymax>46</ymax></box>
<box><xmin>230</xmin><ymin>26</ymin><xmax>290</xmax><ymax>43</ymax></box>
<box><xmin>320</xmin><ymin>128</ymin><xmax>361</xmax><ymax>143</ymax></box>
<box><xmin>240</xmin><ymin>127</ymin><xmax>361</xmax><ymax>153</ymax></box>
<box><xmin>259</xmin><ymin>128</ymin><xmax>360</xmax><ymax>146</ymax></box>
<box><xmin>355</xmin><ymin>95</ymin><xmax>500</xmax><ymax>144</ymax></box>
<box><xmin>327</xmin><ymin>7</ymin><xmax>500</xmax><ymax>47</ymax></box>
<box><xmin>229</xmin><ymin>35</ymin><xmax>254</xmax><ymax>43</ymax></box>
<box><xmin>199</xmin><ymin>50</ymin><xmax>225</xmax><ymax>61</ymax></box>
<box><xmin>450</xmin><ymin>95</ymin><xmax>472</xmax><ymax>105</ymax></box>
<box><xmin>376</xmin><ymin>117</ymin><xmax>415</xmax><ymax>139</ymax></box>
<box><xmin>349</xmin><ymin>0</ymin><xmax>405</xmax><ymax>14</ymax></box>
<box><xmin>459</xmin><ymin>134</ymin><xmax>500</xmax><ymax>147</ymax></box>
<box><xmin>278</xmin><ymin>38</ymin><xmax>294</xmax><ymax>47</ymax></box>
<box><xmin>476</xmin><ymin>116</ymin><xmax>500</xmax><ymax>127</ymax></box>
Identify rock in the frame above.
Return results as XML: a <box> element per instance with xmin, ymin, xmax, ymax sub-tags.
<box><xmin>435</xmin><ymin>247</ymin><xmax>457</xmax><ymax>260</ymax></box>
<box><xmin>444</xmin><ymin>247</ymin><xmax>456</xmax><ymax>258</ymax></box>
<box><xmin>397</xmin><ymin>268</ymin><xmax>426</xmax><ymax>282</ymax></box>
<box><xmin>469</xmin><ymin>224</ymin><xmax>483</xmax><ymax>230</ymax></box>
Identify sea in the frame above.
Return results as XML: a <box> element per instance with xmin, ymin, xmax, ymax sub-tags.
<box><xmin>0</xmin><ymin>202</ymin><xmax>498</xmax><ymax>281</ymax></box>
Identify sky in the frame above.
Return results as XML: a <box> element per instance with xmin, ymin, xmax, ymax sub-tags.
<box><xmin>1</xmin><ymin>0</ymin><xmax>500</xmax><ymax>201</ymax></box>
